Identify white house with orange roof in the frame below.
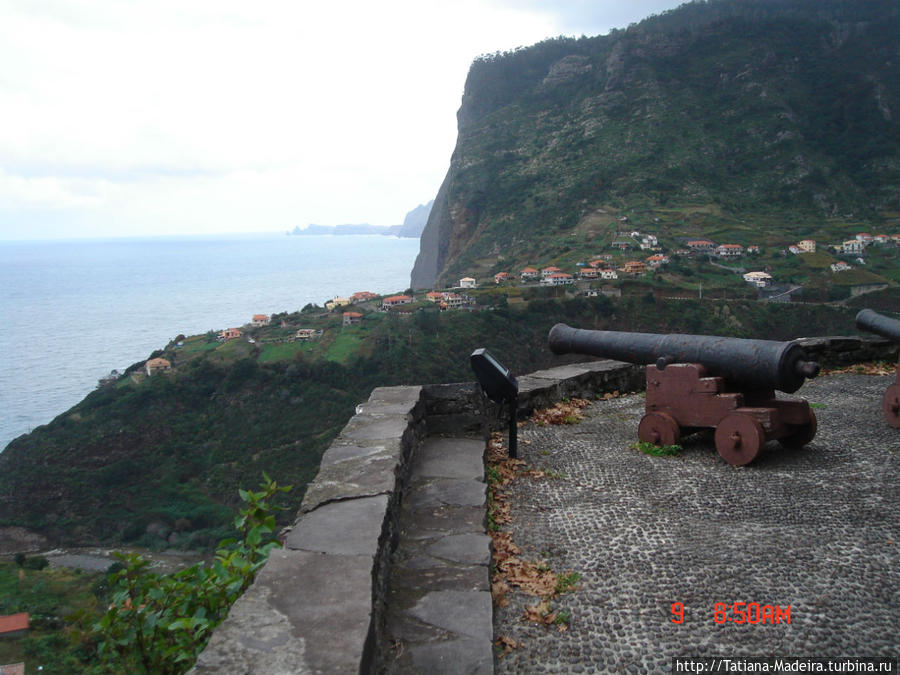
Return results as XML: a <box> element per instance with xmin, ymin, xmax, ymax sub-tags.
<box><xmin>145</xmin><ymin>357</ymin><xmax>172</xmax><ymax>376</ymax></box>
<box><xmin>579</xmin><ymin>267</ymin><xmax>599</xmax><ymax>279</ymax></box>
<box><xmin>251</xmin><ymin>314</ymin><xmax>270</xmax><ymax>326</ymax></box>
<box><xmin>797</xmin><ymin>239</ymin><xmax>817</xmax><ymax>253</ymax></box>
<box><xmin>520</xmin><ymin>267</ymin><xmax>539</xmax><ymax>282</ymax></box>
<box><xmin>459</xmin><ymin>277</ymin><xmax>476</xmax><ymax>289</ymax></box>
<box><xmin>218</xmin><ymin>328</ymin><xmax>242</xmax><ymax>342</ymax></box>
<box><xmin>351</xmin><ymin>291</ymin><xmax>379</xmax><ymax>303</ymax></box>
<box><xmin>342</xmin><ymin>312</ymin><xmax>362</xmax><ymax>326</ymax></box>
<box><xmin>855</xmin><ymin>233</ymin><xmax>873</xmax><ymax>245</ymax></box>
<box><xmin>425</xmin><ymin>291</ymin><xmax>444</xmax><ymax>303</ymax></box>
<box><xmin>382</xmin><ymin>295</ymin><xmax>412</xmax><ymax>309</ymax></box>
<box><xmin>541</xmin><ymin>266</ymin><xmax>562</xmax><ymax>278</ymax></box>
<box><xmin>494</xmin><ymin>272</ymin><xmax>513</xmax><ymax>284</ymax></box>
<box><xmin>716</xmin><ymin>244</ymin><xmax>744</xmax><ymax>257</ymax></box>
<box><xmin>646</xmin><ymin>254</ymin><xmax>669</xmax><ymax>267</ymax></box>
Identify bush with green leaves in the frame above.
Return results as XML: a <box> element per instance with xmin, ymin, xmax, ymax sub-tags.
<box><xmin>93</xmin><ymin>474</ymin><xmax>290</xmax><ymax>674</ymax></box>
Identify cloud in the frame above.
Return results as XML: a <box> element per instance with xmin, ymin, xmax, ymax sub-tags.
<box><xmin>0</xmin><ymin>0</ymin><xmax>683</xmax><ymax>239</ymax></box>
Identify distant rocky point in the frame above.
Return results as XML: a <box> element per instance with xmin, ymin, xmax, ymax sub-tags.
<box><xmin>291</xmin><ymin>200</ymin><xmax>433</xmax><ymax>238</ymax></box>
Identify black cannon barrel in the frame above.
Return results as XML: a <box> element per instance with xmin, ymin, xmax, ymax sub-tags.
<box><xmin>856</xmin><ymin>309</ymin><xmax>900</xmax><ymax>343</ymax></box>
<box><xmin>548</xmin><ymin>323</ymin><xmax>820</xmax><ymax>393</ymax></box>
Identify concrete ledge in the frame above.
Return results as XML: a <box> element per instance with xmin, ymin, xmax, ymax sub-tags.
<box><xmin>192</xmin><ymin>385</ymin><xmax>425</xmax><ymax>675</ymax></box>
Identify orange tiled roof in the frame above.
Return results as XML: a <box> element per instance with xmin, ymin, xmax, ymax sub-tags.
<box><xmin>343</xmin><ymin>312</ymin><xmax>362</xmax><ymax>318</ymax></box>
<box><xmin>0</xmin><ymin>613</ymin><xmax>29</xmax><ymax>634</ymax></box>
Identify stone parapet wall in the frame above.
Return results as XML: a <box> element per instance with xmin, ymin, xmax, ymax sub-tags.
<box><xmin>191</xmin><ymin>385</ymin><xmax>427</xmax><ymax>674</ymax></box>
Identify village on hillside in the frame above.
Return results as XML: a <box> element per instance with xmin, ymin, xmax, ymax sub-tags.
<box><xmin>135</xmin><ymin>226</ymin><xmax>898</xmax><ymax>379</ymax></box>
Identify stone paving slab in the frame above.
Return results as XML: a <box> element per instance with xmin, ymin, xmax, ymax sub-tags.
<box><xmin>193</xmin><ymin>548</ymin><xmax>372</xmax><ymax>674</ymax></box>
<box><xmin>494</xmin><ymin>373</ymin><xmax>899</xmax><ymax>673</ymax></box>
<box><xmin>384</xmin><ymin>436</ymin><xmax>493</xmax><ymax>673</ymax></box>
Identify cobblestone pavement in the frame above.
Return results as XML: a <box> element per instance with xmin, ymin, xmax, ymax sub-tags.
<box><xmin>493</xmin><ymin>373</ymin><xmax>899</xmax><ymax>673</ymax></box>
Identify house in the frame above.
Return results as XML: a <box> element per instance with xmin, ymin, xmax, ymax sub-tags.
<box><xmin>295</xmin><ymin>328</ymin><xmax>318</xmax><ymax>340</ymax></box>
<box><xmin>425</xmin><ymin>291</ymin><xmax>444</xmax><ymax>303</ymax></box>
<box><xmin>541</xmin><ymin>272</ymin><xmax>574</xmax><ymax>286</ymax></box>
<box><xmin>0</xmin><ymin>613</ymin><xmax>29</xmax><ymax>639</ymax></box>
<box><xmin>350</xmin><ymin>291</ymin><xmax>379</xmax><ymax>303</ymax></box>
<box><xmin>494</xmin><ymin>272</ymin><xmax>513</xmax><ymax>284</ymax></box>
<box><xmin>442</xmin><ymin>293</ymin><xmax>465</xmax><ymax>309</ymax></box>
<box><xmin>600</xmin><ymin>269</ymin><xmax>618</xmax><ymax>280</ymax></box>
<box><xmin>891</xmin><ymin>234</ymin><xmax>900</xmax><ymax>245</ymax></box>
<box><xmin>540</xmin><ymin>266</ymin><xmax>561</xmax><ymax>278</ymax></box>
<box><xmin>325</xmin><ymin>297</ymin><xmax>351</xmax><ymax>310</ymax></box>
<box><xmin>251</xmin><ymin>314</ymin><xmax>270</xmax><ymax>326</ymax></box>
<box><xmin>623</xmin><ymin>261</ymin><xmax>647</xmax><ymax>276</ymax></box>
<box><xmin>830</xmin><ymin>262</ymin><xmax>852</xmax><ymax>273</ymax></box>
<box><xmin>638</xmin><ymin>234</ymin><xmax>658</xmax><ymax>250</ymax></box>
<box><xmin>611</xmin><ymin>238</ymin><xmax>633</xmax><ymax>251</ymax></box>
<box><xmin>797</xmin><ymin>239</ymin><xmax>817</xmax><ymax>253</ymax></box>
<box><xmin>145</xmin><ymin>357</ymin><xmax>172</xmax><ymax>377</ymax></box>
<box><xmin>788</xmin><ymin>245</ymin><xmax>801</xmax><ymax>255</ymax></box>
<box><xmin>342</xmin><ymin>312</ymin><xmax>362</xmax><ymax>326</ymax></box>
<box><xmin>459</xmin><ymin>277</ymin><xmax>476</xmax><ymax>289</ymax></box>
<box><xmin>743</xmin><ymin>271</ymin><xmax>773</xmax><ymax>287</ymax></box>
<box><xmin>218</xmin><ymin>328</ymin><xmax>242</xmax><ymax>341</ymax></box>
<box><xmin>687</xmin><ymin>239</ymin><xmax>716</xmax><ymax>252</ymax></box>
<box><xmin>646</xmin><ymin>254</ymin><xmax>669</xmax><ymax>267</ymax></box>
<box><xmin>588</xmin><ymin>259</ymin><xmax>606</xmax><ymax>268</ymax></box>
<box><xmin>520</xmin><ymin>267</ymin><xmax>540</xmax><ymax>282</ymax></box>
<box><xmin>746</xmin><ymin>245</ymin><xmax>760</xmax><ymax>254</ymax></box>
<box><xmin>0</xmin><ymin>663</ymin><xmax>25</xmax><ymax>675</ymax></box>
<box><xmin>382</xmin><ymin>295</ymin><xmax>412</xmax><ymax>309</ymax></box>
<box><xmin>873</xmin><ymin>234</ymin><xmax>890</xmax><ymax>244</ymax></box>
<box><xmin>579</xmin><ymin>267</ymin><xmax>599</xmax><ymax>279</ymax></box>
<box><xmin>855</xmin><ymin>233</ymin><xmax>873</xmax><ymax>245</ymax></box>
<box><xmin>716</xmin><ymin>244</ymin><xmax>744</xmax><ymax>257</ymax></box>
<box><xmin>842</xmin><ymin>240</ymin><xmax>864</xmax><ymax>254</ymax></box>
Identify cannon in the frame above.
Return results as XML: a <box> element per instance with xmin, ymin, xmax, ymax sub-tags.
<box><xmin>855</xmin><ymin>309</ymin><xmax>900</xmax><ymax>428</ymax></box>
<box><xmin>548</xmin><ymin>324</ymin><xmax>821</xmax><ymax>465</ymax></box>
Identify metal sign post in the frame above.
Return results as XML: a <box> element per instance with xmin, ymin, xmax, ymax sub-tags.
<box><xmin>470</xmin><ymin>348</ymin><xmax>519</xmax><ymax>458</ymax></box>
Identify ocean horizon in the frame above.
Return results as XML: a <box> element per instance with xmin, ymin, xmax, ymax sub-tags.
<box><xmin>0</xmin><ymin>232</ymin><xmax>421</xmax><ymax>450</ymax></box>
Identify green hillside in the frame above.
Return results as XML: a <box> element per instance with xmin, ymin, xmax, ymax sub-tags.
<box><xmin>0</xmin><ymin>295</ymin><xmax>865</xmax><ymax>547</ymax></box>
<box><xmin>412</xmin><ymin>0</ymin><xmax>900</xmax><ymax>288</ymax></box>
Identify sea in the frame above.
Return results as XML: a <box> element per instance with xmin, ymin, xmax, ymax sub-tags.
<box><xmin>0</xmin><ymin>233</ymin><xmax>421</xmax><ymax>451</ymax></box>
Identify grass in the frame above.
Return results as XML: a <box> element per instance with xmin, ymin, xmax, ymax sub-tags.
<box><xmin>632</xmin><ymin>440</ymin><xmax>682</xmax><ymax>457</ymax></box>
<box><xmin>326</xmin><ymin>332</ymin><xmax>365</xmax><ymax>363</ymax></box>
<box><xmin>258</xmin><ymin>341</ymin><xmax>308</xmax><ymax>364</ymax></box>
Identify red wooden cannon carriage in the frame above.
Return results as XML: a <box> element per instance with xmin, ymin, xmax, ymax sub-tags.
<box><xmin>548</xmin><ymin>324</ymin><xmax>820</xmax><ymax>466</ymax></box>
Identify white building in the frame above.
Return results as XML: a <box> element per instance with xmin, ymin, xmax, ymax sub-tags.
<box><xmin>743</xmin><ymin>271</ymin><xmax>773</xmax><ymax>288</ymax></box>
<box><xmin>459</xmin><ymin>277</ymin><xmax>476</xmax><ymax>289</ymax></box>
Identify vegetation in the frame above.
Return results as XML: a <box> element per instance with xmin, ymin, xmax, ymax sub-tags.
<box><xmin>417</xmin><ymin>0</ymin><xmax>900</xmax><ymax>288</ymax></box>
<box><xmin>93</xmin><ymin>475</ymin><xmax>289</xmax><ymax>673</ymax></box>
<box><xmin>632</xmin><ymin>441</ymin><xmax>682</xmax><ymax>457</ymax></box>
<box><xmin>0</xmin><ymin>476</ymin><xmax>288</xmax><ymax>674</ymax></box>
<box><xmin>0</xmin><ymin>293</ymin><xmax>869</xmax><ymax>549</ymax></box>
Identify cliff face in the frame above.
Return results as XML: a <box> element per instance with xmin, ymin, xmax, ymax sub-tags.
<box><xmin>411</xmin><ymin>0</ymin><xmax>900</xmax><ymax>288</ymax></box>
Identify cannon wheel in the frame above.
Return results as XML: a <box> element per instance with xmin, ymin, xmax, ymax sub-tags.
<box><xmin>638</xmin><ymin>412</ymin><xmax>681</xmax><ymax>448</ymax></box>
<box><xmin>780</xmin><ymin>409</ymin><xmax>818</xmax><ymax>448</ymax></box>
<box><xmin>883</xmin><ymin>384</ymin><xmax>900</xmax><ymax>429</ymax></box>
<box><xmin>714</xmin><ymin>413</ymin><xmax>765</xmax><ymax>466</ymax></box>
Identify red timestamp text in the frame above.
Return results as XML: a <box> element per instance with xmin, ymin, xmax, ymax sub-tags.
<box><xmin>671</xmin><ymin>602</ymin><xmax>791</xmax><ymax>624</ymax></box>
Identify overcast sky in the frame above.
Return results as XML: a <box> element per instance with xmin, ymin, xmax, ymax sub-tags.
<box><xmin>0</xmin><ymin>0</ymin><xmax>686</xmax><ymax>240</ymax></box>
